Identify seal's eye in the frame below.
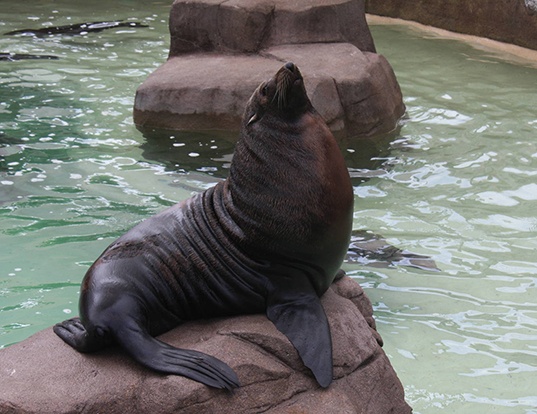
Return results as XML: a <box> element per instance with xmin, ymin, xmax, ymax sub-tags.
<box><xmin>261</xmin><ymin>84</ymin><xmax>268</xmax><ymax>97</ymax></box>
<box><xmin>247</xmin><ymin>113</ymin><xmax>258</xmax><ymax>126</ymax></box>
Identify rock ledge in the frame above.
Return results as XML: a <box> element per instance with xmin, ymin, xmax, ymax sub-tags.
<box><xmin>0</xmin><ymin>276</ymin><xmax>411</xmax><ymax>413</ymax></box>
<box><xmin>133</xmin><ymin>0</ymin><xmax>405</xmax><ymax>138</ymax></box>
<box><xmin>366</xmin><ymin>0</ymin><xmax>537</xmax><ymax>51</ymax></box>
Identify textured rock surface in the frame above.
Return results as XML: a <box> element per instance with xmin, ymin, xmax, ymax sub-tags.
<box><xmin>0</xmin><ymin>276</ymin><xmax>411</xmax><ymax>414</ymax></box>
<box><xmin>133</xmin><ymin>0</ymin><xmax>405</xmax><ymax>138</ymax></box>
<box><xmin>134</xmin><ymin>44</ymin><xmax>404</xmax><ymax>136</ymax></box>
<box><xmin>168</xmin><ymin>0</ymin><xmax>376</xmax><ymax>54</ymax></box>
<box><xmin>366</xmin><ymin>0</ymin><xmax>537</xmax><ymax>51</ymax></box>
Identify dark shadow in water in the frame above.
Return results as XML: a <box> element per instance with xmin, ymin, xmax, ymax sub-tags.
<box><xmin>343</xmin><ymin>126</ymin><xmax>415</xmax><ymax>186</ymax></box>
<box><xmin>0</xmin><ymin>132</ymin><xmax>21</xmax><ymax>146</ymax></box>
<box><xmin>139</xmin><ymin>128</ymin><xmax>239</xmax><ymax>178</ymax></box>
<box><xmin>139</xmin><ymin>127</ymin><xmax>410</xmax><ymax>180</ymax></box>
<box><xmin>0</xmin><ymin>133</ymin><xmax>25</xmax><ymax>173</ymax></box>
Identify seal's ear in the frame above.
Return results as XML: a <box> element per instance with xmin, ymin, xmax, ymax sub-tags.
<box><xmin>247</xmin><ymin>113</ymin><xmax>258</xmax><ymax>126</ymax></box>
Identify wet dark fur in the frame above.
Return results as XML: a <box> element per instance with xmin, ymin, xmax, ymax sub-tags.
<box><xmin>54</xmin><ymin>63</ymin><xmax>354</xmax><ymax>390</ymax></box>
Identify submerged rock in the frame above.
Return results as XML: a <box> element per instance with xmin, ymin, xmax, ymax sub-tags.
<box><xmin>133</xmin><ymin>0</ymin><xmax>405</xmax><ymax>138</ymax></box>
<box><xmin>0</xmin><ymin>275</ymin><xmax>411</xmax><ymax>413</ymax></box>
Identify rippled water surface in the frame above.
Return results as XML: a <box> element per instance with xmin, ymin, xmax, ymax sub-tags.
<box><xmin>1</xmin><ymin>3</ymin><xmax>537</xmax><ymax>412</ymax></box>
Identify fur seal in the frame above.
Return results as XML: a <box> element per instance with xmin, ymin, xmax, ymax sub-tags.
<box><xmin>54</xmin><ymin>62</ymin><xmax>354</xmax><ymax>390</ymax></box>
<box><xmin>0</xmin><ymin>53</ymin><xmax>59</xmax><ymax>61</ymax></box>
<box><xmin>4</xmin><ymin>21</ymin><xmax>148</xmax><ymax>37</ymax></box>
<box><xmin>346</xmin><ymin>230</ymin><xmax>440</xmax><ymax>271</ymax></box>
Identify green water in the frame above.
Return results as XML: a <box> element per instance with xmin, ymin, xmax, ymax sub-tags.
<box><xmin>1</xmin><ymin>3</ymin><xmax>537</xmax><ymax>412</ymax></box>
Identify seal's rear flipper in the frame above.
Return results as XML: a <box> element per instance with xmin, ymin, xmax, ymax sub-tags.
<box><xmin>113</xmin><ymin>322</ymin><xmax>240</xmax><ymax>390</ymax></box>
<box><xmin>266</xmin><ymin>283</ymin><xmax>333</xmax><ymax>388</ymax></box>
<box><xmin>54</xmin><ymin>317</ymin><xmax>109</xmax><ymax>353</ymax></box>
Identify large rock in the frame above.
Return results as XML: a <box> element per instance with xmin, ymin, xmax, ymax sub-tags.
<box><xmin>366</xmin><ymin>0</ymin><xmax>537</xmax><ymax>51</ymax></box>
<box><xmin>133</xmin><ymin>0</ymin><xmax>405</xmax><ymax>138</ymax></box>
<box><xmin>168</xmin><ymin>0</ymin><xmax>376</xmax><ymax>54</ymax></box>
<box><xmin>134</xmin><ymin>44</ymin><xmax>404</xmax><ymax>136</ymax></box>
<box><xmin>0</xmin><ymin>276</ymin><xmax>411</xmax><ymax>413</ymax></box>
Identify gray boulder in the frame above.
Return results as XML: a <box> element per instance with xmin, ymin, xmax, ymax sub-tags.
<box><xmin>133</xmin><ymin>0</ymin><xmax>405</xmax><ymax>138</ymax></box>
<box><xmin>0</xmin><ymin>275</ymin><xmax>411</xmax><ymax>413</ymax></box>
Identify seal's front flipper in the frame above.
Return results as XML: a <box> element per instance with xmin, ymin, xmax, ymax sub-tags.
<box><xmin>113</xmin><ymin>321</ymin><xmax>240</xmax><ymax>390</ymax></box>
<box><xmin>266</xmin><ymin>281</ymin><xmax>333</xmax><ymax>388</ymax></box>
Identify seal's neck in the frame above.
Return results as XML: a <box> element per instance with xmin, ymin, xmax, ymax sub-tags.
<box><xmin>228</xmin><ymin>110</ymin><xmax>321</xmax><ymax>227</ymax></box>
<box><xmin>225</xmin><ymin>109</ymin><xmax>353</xmax><ymax>281</ymax></box>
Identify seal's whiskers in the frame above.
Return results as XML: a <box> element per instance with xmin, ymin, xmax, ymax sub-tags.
<box><xmin>275</xmin><ymin>70</ymin><xmax>292</xmax><ymax>110</ymax></box>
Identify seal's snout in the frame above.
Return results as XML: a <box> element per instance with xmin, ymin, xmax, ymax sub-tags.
<box><xmin>274</xmin><ymin>62</ymin><xmax>306</xmax><ymax>111</ymax></box>
<box><xmin>282</xmin><ymin>62</ymin><xmax>301</xmax><ymax>80</ymax></box>
<box><xmin>284</xmin><ymin>62</ymin><xmax>296</xmax><ymax>72</ymax></box>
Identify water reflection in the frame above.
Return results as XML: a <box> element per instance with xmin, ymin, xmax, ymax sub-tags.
<box><xmin>139</xmin><ymin>129</ymin><xmax>237</xmax><ymax>177</ymax></box>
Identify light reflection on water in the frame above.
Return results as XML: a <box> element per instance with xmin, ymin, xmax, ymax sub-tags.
<box><xmin>1</xmin><ymin>3</ymin><xmax>537</xmax><ymax>412</ymax></box>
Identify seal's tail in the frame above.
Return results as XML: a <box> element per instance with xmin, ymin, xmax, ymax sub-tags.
<box><xmin>113</xmin><ymin>320</ymin><xmax>240</xmax><ymax>390</ymax></box>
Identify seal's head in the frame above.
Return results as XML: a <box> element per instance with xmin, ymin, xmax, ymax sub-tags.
<box><xmin>244</xmin><ymin>62</ymin><xmax>311</xmax><ymax>127</ymax></box>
